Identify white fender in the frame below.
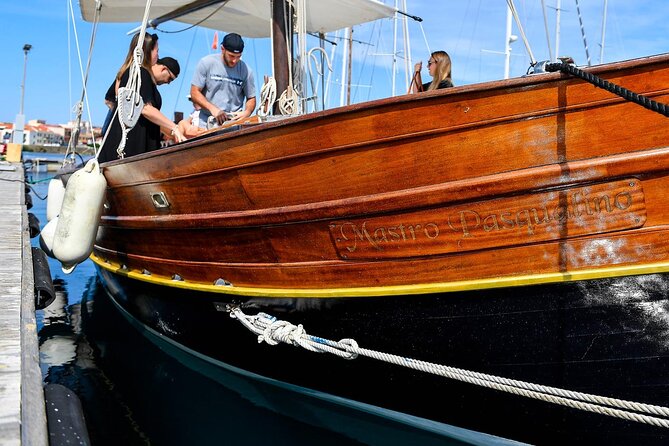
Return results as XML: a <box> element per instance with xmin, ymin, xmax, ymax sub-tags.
<box><xmin>39</xmin><ymin>216</ymin><xmax>58</xmax><ymax>258</ymax></box>
<box><xmin>46</xmin><ymin>177</ymin><xmax>65</xmax><ymax>221</ymax></box>
<box><xmin>53</xmin><ymin>159</ymin><xmax>107</xmax><ymax>274</ymax></box>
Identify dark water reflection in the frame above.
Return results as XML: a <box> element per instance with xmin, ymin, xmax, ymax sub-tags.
<box><xmin>39</xmin><ymin>278</ymin><xmax>363</xmax><ymax>445</ymax></box>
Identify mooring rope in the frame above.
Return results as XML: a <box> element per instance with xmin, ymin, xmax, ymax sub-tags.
<box><xmin>229</xmin><ymin>307</ymin><xmax>669</xmax><ymax>428</ymax></box>
<box><xmin>544</xmin><ymin>61</ymin><xmax>669</xmax><ymax>118</ymax></box>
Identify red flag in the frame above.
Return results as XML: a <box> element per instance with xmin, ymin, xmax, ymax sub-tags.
<box><xmin>211</xmin><ymin>32</ymin><xmax>219</xmax><ymax>50</ymax></box>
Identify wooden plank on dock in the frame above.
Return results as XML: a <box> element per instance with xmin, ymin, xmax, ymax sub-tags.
<box><xmin>0</xmin><ymin>162</ymin><xmax>47</xmax><ymax>445</ymax></box>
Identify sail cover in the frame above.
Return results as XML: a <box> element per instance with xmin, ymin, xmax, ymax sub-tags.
<box><xmin>80</xmin><ymin>0</ymin><xmax>397</xmax><ymax>38</ymax></box>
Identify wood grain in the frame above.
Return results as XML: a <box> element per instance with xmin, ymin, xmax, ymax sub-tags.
<box><xmin>95</xmin><ymin>53</ymin><xmax>669</xmax><ymax>291</ymax></box>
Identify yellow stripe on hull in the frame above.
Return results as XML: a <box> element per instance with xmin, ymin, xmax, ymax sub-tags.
<box><xmin>90</xmin><ymin>253</ymin><xmax>669</xmax><ymax>299</ymax></box>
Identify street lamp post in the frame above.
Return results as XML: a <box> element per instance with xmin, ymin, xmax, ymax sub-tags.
<box><xmin>13</xmin><ymin>43</ymin><xmax>32</xmax><ymax>144</ymax></box>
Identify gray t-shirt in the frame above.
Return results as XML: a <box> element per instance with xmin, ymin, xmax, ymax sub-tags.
<box><xmin>191</xmin><ymin>53</ymin><xmax>256</xmax><ymax>127</ymax></box>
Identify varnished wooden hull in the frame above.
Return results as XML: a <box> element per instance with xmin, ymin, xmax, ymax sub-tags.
<box><xmin>97</xmin><ymin>268</ymin><xmax>669</xmax><ymax>444</ymax></box>
<box><xmin>95</xmin><ymin>53</ymin><xmax>669</xmax><ymax>294</ymax></box>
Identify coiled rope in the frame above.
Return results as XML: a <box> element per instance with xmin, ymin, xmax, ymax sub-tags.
<box><xmin>278</xmin><ymin>86</ymin><xmax>299</xmax><ymax>116</ymax></box>
<box><xmin>230</xmin><ymin>307</ymin><xmax>669</xmax><ymax>428</ymax></box>
<box><xmin>115</xmin><ymin>0</ymin><xmax>154</xmax><ymax>159</ymax></box>
<box><xmin>544</xmin><ymin>61</ymin><xmax>669</xmax><ymax>118</ymax></box>
<box><xmin>258</xmin><ymin>77</ymin><xmax>276</xmax><ymax>117</ymax></box>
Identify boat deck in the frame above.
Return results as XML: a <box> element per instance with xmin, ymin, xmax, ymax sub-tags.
<box><xmin>0</xmin><ymin>161</ymin><xmax>47</xmax><ymax>445</ymax></box>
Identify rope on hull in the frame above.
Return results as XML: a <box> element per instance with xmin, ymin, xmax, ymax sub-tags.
<box><xmin>230</xmin><ymin>306</ymin><xmax>669</xmax><ymax>428</ymax></box>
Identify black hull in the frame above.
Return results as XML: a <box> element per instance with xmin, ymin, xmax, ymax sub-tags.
<box><xmin>96</xmin><ymin>268</ymin><xmax>669</xmax><ymax>445</ymax></box>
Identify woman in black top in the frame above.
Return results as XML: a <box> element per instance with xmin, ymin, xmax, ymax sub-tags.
<box><xmin>99</xmin><ymin>33</ymin><xmax>184</xmax><ymax>163</ymax></box>
<box><xmin>101</xmin><ymin>33</ymin><xmax>159</xmax><ymax>136</ymax></box>
<box><xmin>410</xmin><ymin>50</ymin><xmax>454</xmax><ymax>93</ymax></box>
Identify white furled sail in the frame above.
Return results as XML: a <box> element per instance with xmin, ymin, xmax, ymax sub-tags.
<box><xmin>79</xmin><ymin>0</ymin><xmax>397</xmax><ymax>37</ymax></box>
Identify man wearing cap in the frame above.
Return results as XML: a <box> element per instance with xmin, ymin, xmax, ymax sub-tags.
<box><xmin>190</xmin><ymin>32</ymin><xmax>256</xmax><ymax>127</ymax></box>
<box><xmin>102</xmin><ymin>57</ymin><xmax>181</xmax><ymax>135</ymax></box>
<box><xmin>153</xmin><ymin>57</ymin><xmax>180</xmax><ymax>85</ymax></box>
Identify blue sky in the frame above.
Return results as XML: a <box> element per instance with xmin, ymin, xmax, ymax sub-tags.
<box><xmin>1</xmin><ymin>0</ymin><xmax>668</xmax><ymax>127</ymax></box>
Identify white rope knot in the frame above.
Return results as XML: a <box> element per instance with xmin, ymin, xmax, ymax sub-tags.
<box><xmin>336</xmin><ymin>338</ymin><xmax>359</xmax><ymax>360</ymax></box>
<box><xmin>260</xmin><ymin>320</ymin><xmax>305</xmax><ymax>346</ymax></box>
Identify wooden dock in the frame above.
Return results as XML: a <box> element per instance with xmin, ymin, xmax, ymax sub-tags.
<box><xmin>0</xmin><ymin>161</ymin><xmax>47</xmax><ymax>445</ymax></box>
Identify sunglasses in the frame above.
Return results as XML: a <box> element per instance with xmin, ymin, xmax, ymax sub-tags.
<box><xmin>165</xmin><ymin>67</ymin><xmax>176</xmax><ymax>84</ymax></box>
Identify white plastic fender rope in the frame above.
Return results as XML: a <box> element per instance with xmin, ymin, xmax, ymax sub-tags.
<box><xmin>229</xmin><ymin>307</ymin><xmax>669</xmax><ymax>428</ymax></box>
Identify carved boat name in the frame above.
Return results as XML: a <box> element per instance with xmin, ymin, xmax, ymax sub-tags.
<box><xmin>329</xmin><ymin>179</ymin><xmax>646</xmax><ymax>259</ymax></box>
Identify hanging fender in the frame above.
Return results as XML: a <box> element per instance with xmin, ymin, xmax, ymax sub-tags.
<box><xmin>46</xmin><ymin>177</ymin><xmax>66</xmax><ymax>222</ymax></box>
<box><xmin>52</xmin><ymin>159</ymin><xmax>107</xmax><ymax>274</ymax></box>
<box><xmin>39</xmin><ymin>216</ymin><xmax>58</xmax><ymax>259</ymax></box>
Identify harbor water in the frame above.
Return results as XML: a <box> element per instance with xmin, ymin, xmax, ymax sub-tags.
<box><xmin>27</xmin><ymin>152</ymin><xmax>368</xmax><ymax>446</ymax></box>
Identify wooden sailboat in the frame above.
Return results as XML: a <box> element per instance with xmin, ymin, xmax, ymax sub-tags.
<box><xmin>80</xmin><ymin>0</ymin><xmax>669</xmax><ymax>443</ymax></box>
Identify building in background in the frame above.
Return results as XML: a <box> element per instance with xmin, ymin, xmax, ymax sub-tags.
<box><xmin>0</xmin><ymin>119</ymin><xmax>101</xmax><ymax>147</ymax></box>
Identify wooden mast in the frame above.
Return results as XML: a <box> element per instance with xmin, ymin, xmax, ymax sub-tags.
<box><xmin>272</xmin><ymin>0</ymin><xmax>291</xmax><ymax>114</ymax></box>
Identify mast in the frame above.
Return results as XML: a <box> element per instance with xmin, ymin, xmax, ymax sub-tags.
<box><xmin>504</xmin><ymin>5</ymin><xmax>513</xmax><ymax>79</ymax></box>
<box><xmin>599</xmin><ymin>0</ymin><xmax>608</xmax><ymax>63</ymax></box>
<box><xmin>401</xmin><ymin>0</ymin><xmax>411</xmax><ymax>90</ymax></box>
<box><xmin>271</xmin><ymin>0</ymin><xmax>291</xmax><ymax>114</ymax></box>
<box><xmin>346</xmin><ymin>27</ymin><xmax>353</xmax><ymax>105</ymax></box>
<box><xmin>339</xmin><ymin>27</ymin><xmax>350</xmax><ymax>107</ymax></box>
<box><xmin>391</xmin><ymin>0</ymin><xmax>398</xmax><ymax>96</ymax></box>
<box><xmin>554</xmin><ymin>0</ymin><xmax>561</xmax><ymax>61</ymax></box>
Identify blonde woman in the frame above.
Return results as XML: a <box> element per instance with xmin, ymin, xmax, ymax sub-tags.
<box><xmin>410</xmin><ymin>51</ymin><xmax>454</xmax><ymax>93</ymax></box>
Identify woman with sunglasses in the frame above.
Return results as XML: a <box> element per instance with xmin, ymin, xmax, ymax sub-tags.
<box><xmin>409</xmin><ymin>50</ymin><xmax>454</xmax><ymax>93</ymax></box>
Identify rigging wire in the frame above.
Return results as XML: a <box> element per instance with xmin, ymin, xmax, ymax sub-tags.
<box><xmin>171</xmin><ymin>27</ymin><xmax>199</xmax><ymax>114</ymax></box>
<box><xmin>67</xmin><ymin>0</ymin><xmax>73</xmax><ymax>123</ymax></box>
<box><xmin>66</xmin><ymin>0</ymin><xmax>100</xmax><ymax>159</ymax></box>
<box><xmin>365</xmin><ymin>25</ymin><xmax>381</xmax><ymax>103</ymax></box>
<box><xmin>417</xmin><ymin>21</ymin><xmax>431</xmax><ymax>57</ymax></box>
<box><xmin>463</xmin><ymin>0</ymin><xmax>483</xmax><ymax>82</ymax></box>
<box><xmin>540</xmin><ymin>0</ymin><xmax>554</xmax><ymax>61</ymax></box>
<box><xmin>574</xmin><ymin>0</ymin><xmax>591</xmax><ymax>66</ymax></box>
<box><xmin>352</xmin><ymin>20</ymin><xmax>377</xmax><ymax>104</ymax></box>
<box><xmin>506</xmin><ymin>0</ymin><xmax>536</xmax><ymax>65</ymax></box>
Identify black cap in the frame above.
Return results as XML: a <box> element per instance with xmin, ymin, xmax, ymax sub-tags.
<box><xmin>157</xmin><ymin>57</ymin><xmax>180</xmax><ymax>77</ymax></box>
<box><xmin>222</xmin><ymin>33</ymin><xmax>244</xmax><ymax>53</ymax></box>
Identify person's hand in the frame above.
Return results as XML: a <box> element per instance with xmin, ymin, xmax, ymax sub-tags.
<box><xmin>414</xmin><ymin>61</ymin><xmax>422</xmax><ymax>73</ymax></box>
<box><xmin>227</xmin><ymin>111</ymin><xmax>247</xmax><ymax>122</ymax></box>
<box><xmin>171</xmin><ymin>125</ymin><xmax>186</xmax><ymax>143</ymax></box>
<box><xmin>215</xmin><ymin>109</ymin><xmax>229</xmax><ymax>125</ymax></box>
<box><xmin>209</xmin><ymin>107</ymin><xmax>227</xmax><ymax>125</ymax></box>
